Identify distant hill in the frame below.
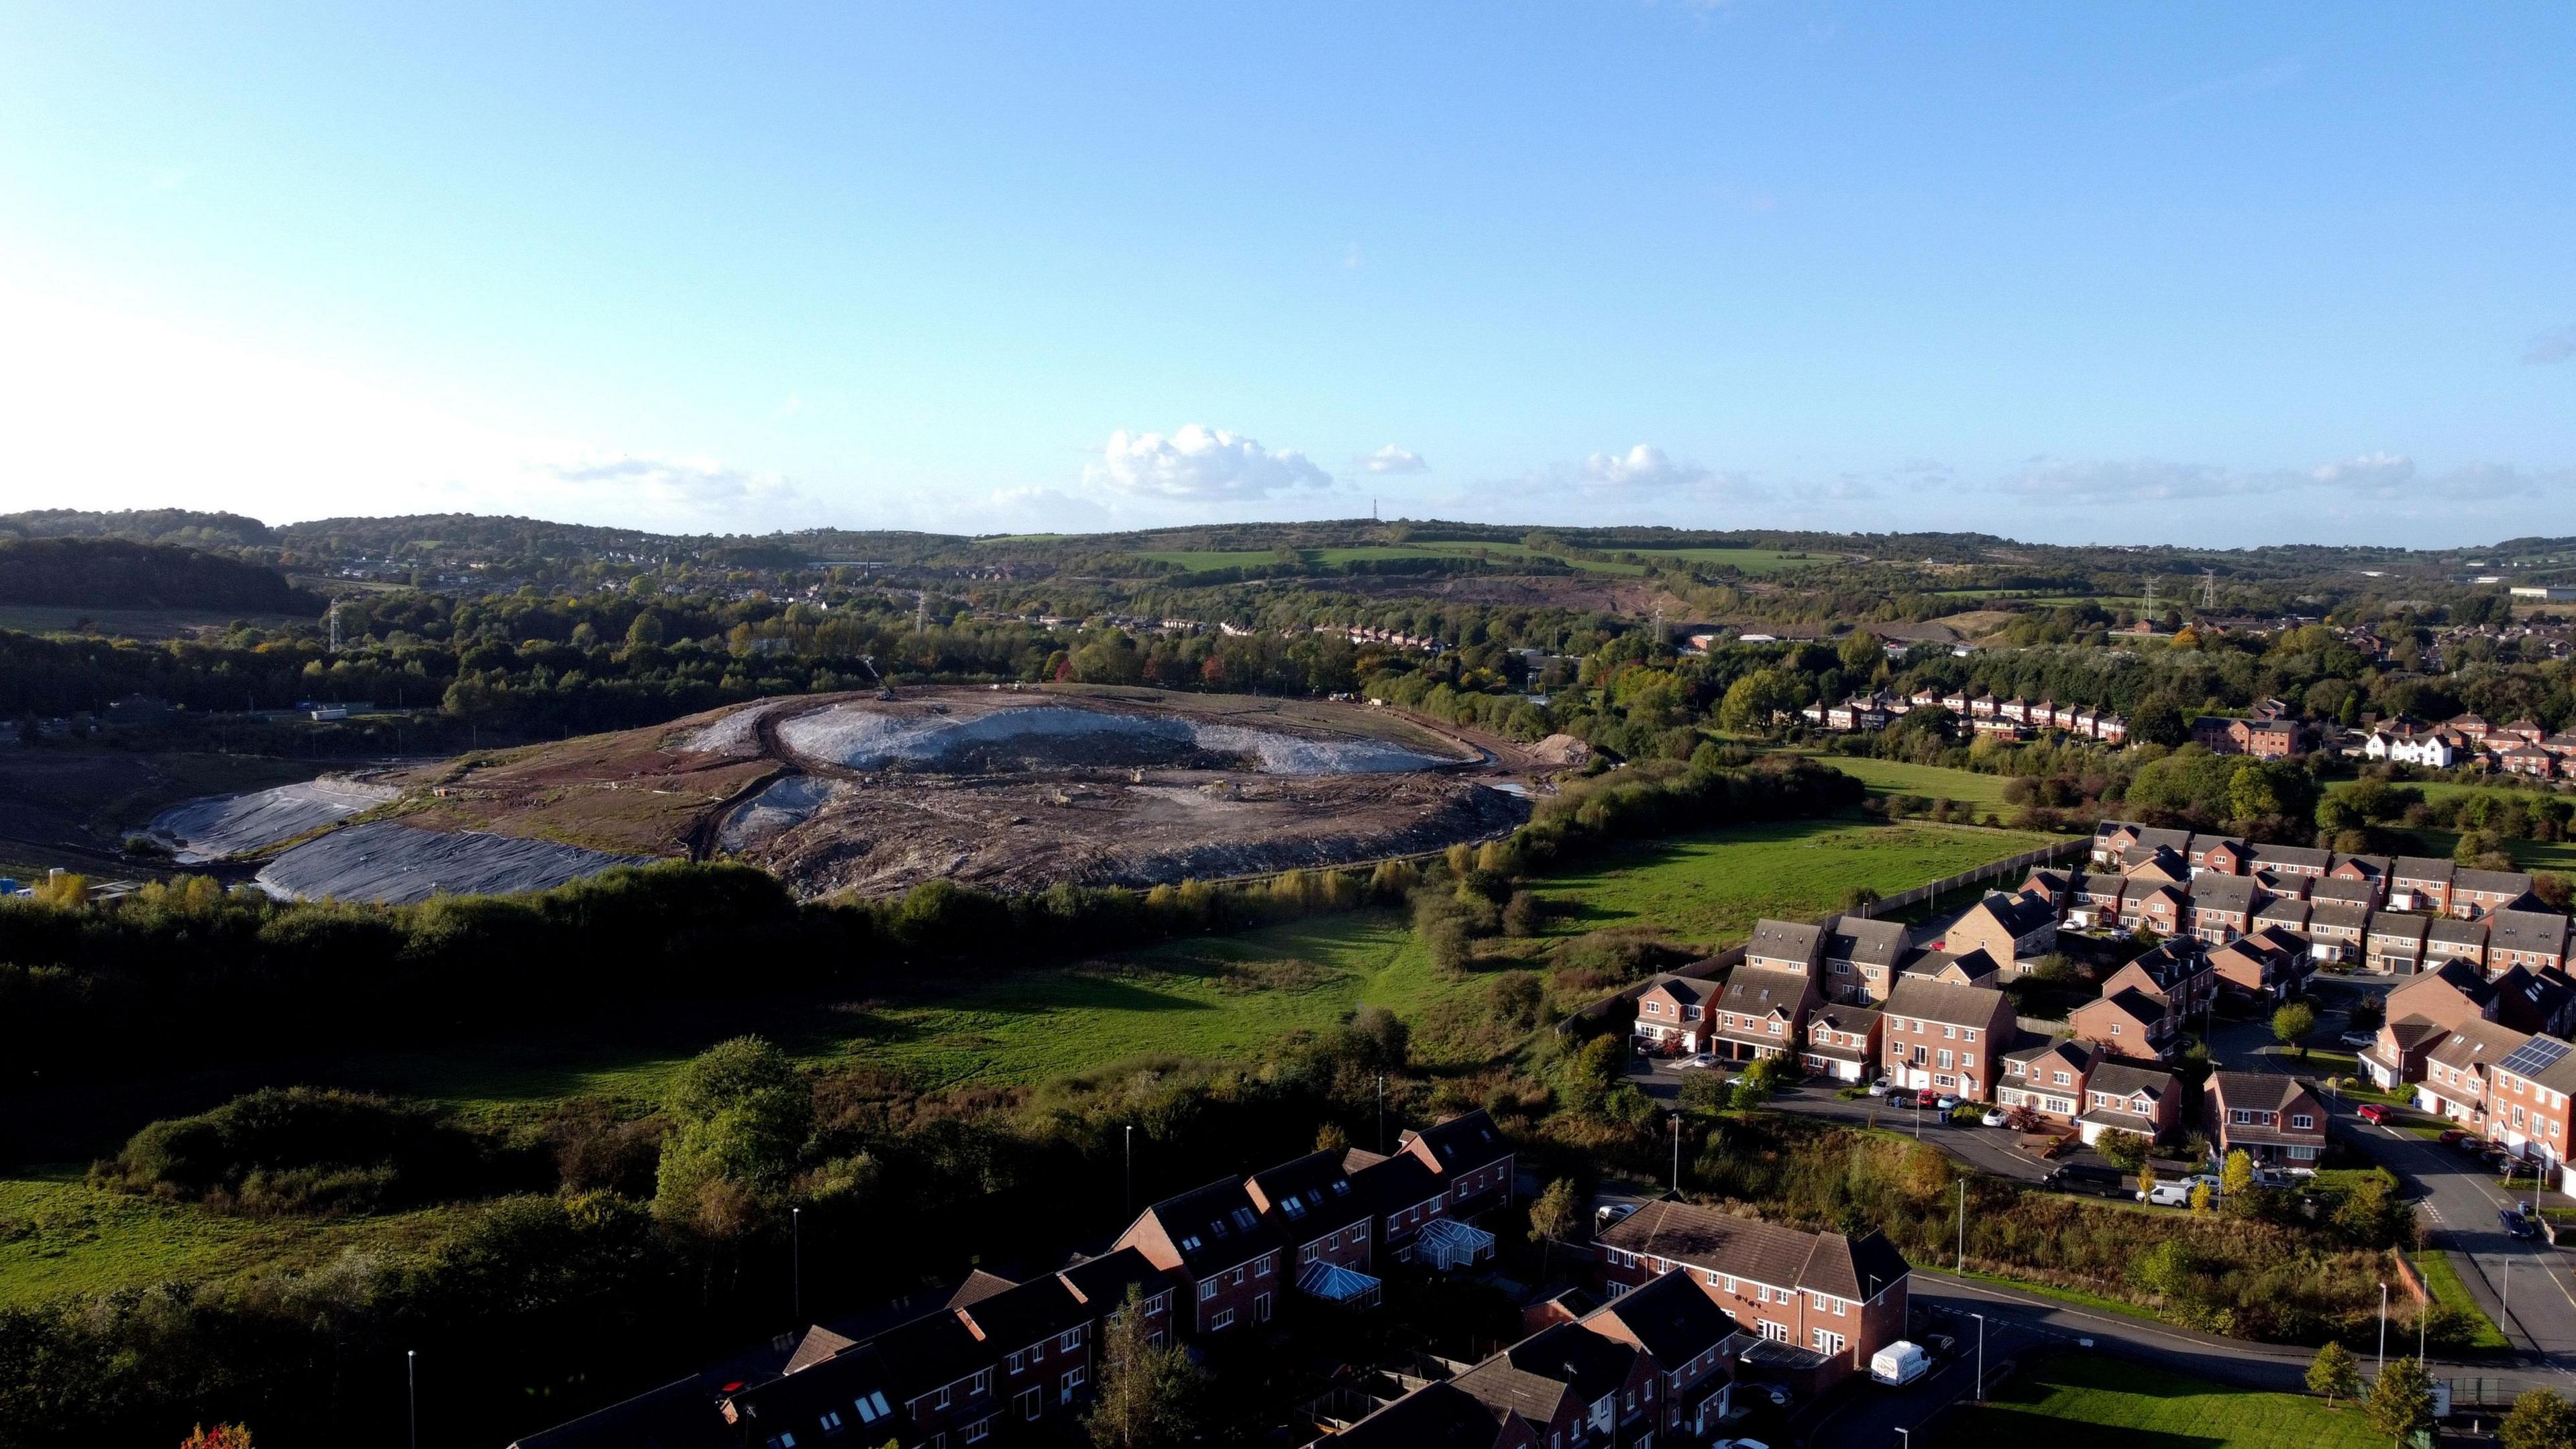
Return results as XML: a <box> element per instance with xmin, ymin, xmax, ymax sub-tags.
<box><xmin>0</xmin><ymin>508</ymin><xmax>275</xmax><ymax>549</ymax></box>
<box><xmin>0</xmin><ymin>537</ymin><xmax>321</xmax><ymax>613</ymax></box>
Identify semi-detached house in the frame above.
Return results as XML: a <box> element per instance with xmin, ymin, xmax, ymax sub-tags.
<box><xmin>1880</xmin><ymin>977</ymin><xmax>2015</xmax><ymax>1102</ymax></box>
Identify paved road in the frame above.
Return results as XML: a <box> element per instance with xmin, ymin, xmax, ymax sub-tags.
<box><xmin>1624</xmin><ymin>1059</ymin><xmax>2059</xmax><ymax>1184</ymax></box>
<box><xmin>2210</xmin><ymin>983</ymin><xmax>2576</xmax><ymax>1377</ymax></box>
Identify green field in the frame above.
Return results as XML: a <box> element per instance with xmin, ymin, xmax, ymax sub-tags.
<box><xmin>1803</xmin><ymin>755</ymin><xmax>2023</xmax><ymax>809</ymax></box>
<box><xmin>1526</xmin><ymin>818</ymin><xmax>2061</xmax><ymax>947</ymax></box>
<box><xmin>1130</xmin><ymin>543</ymin><xmax>1644</xmax><ymax>576</ymax></box>
<box><xmin>0</xmin><ymin>812</ymin><xmax>2061</xmax><ymax>1305</ymax></box>
<box><xmin>1620</xmin><ymin>546</ymin><xmax>1827</xmax><ymax>575</ymax></box>
<box><xmin>1935</xmin><ymin>1354</ymin><xmax>2385</xmax><ymax>1447</ymax></box>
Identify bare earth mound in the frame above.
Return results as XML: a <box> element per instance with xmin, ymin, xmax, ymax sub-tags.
<box><xmin>175</xmin><ymin>686</ymin><xmax>1543</xmax><ymax>902</ymax></box>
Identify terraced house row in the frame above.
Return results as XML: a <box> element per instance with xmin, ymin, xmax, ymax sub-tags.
<box><xmin>1798</xmin><ymin>686</ymin><xmax>2130</xmax><ymax>743</ymax></box>
<box><xmin>1324</xmin><ymin>1199</ymin><xmax>1913</xmax><ymax>1449</ymax></box>
<box><xmin>512</xmin><ymin>1112</ymin><xmax>1517</xmax><ymax>1449</ymax></box>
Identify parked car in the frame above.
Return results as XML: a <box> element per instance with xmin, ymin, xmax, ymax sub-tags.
<box><xmin>1935</xmin><ymin>1093</ymin><xmax>1962</xmax><ymax>1112</ymax></box>
<box><xmin>1595</xmin><ymin>1203</ymin><xmax>1638</xmax><ymax>1230</ymax></box>
<box><xmin>1866</xmin><ymin>1078</ymin><xmax>1890</xmax><ymax>1097</ymax></box>
<box><xmin>2502</xmin><ymin>1206</ymin><xmax>2540</xmax><ymax>1239</ymax></box>
<box><xmin>2437</xmin><ymin>1128</ymin><xmax>2468</xmax><ymax>1146</ymax></box>
<box><xmin>2340</xmin><ymin>1030</ymin><xmax>2380</xmax><ymax>1049</ymax></box>
<box><xmin>2452</xmin><ymin>1133</ymin><xmax>2493</xmax><ymax>1157</ymax></box>
<box><xmin>2139</xmin><ymin>1173</ymin><xmax>2220</xmax><ymax>1207</ymax></box>
<box><xmin>2356</xmin><ymin>1103</ymin><xmax>2392</xmax><ymax>1124</ymax></box>
<box><xmin>1921</xmin><ymin>1332</ymin><xmax>1957</xmax><ymax>1359</ymax></box>
<box><xmin>1981</xmin><ymin>1108</ymin><xmax>2009</xmax><ymax>1128</ymax></box>
<box><xmin>1674</xmin><ymin>1053</ymin><xmax>1719</xmax><ymax>1071</ymax></box>
<box><xmin>1886</xmin><ymin>1089</ymin><xmax>1918</xmax><ymax>1110</ymax></box>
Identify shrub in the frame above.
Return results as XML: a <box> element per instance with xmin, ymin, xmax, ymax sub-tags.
<box><xmin>98</xmin><ymin>1087</ymin><xmax>508</xmax><ymax>1216</ymax></box>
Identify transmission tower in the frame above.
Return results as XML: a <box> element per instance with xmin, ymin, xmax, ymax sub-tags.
<box><xmin>325</xmin><ymin>600</ymin><xmax>342</xmax><ymax>654</ymax></box>
<box><xmin>2200</xmin><ymin>569</ymin><xmax>2218</xmax><ymax>610</ymax></box>
<box><xmin>2142</xmin><ymin>576</ymin><xmax>2159</xmax><ymax>619</ymax></box>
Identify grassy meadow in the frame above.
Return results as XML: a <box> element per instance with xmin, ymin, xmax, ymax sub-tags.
<box><xmin>1803</xmin><ymin>754</ymin><xmax>2024</xmax><ymax>810</ymax></box>
<box><xmin>0</xmin><ymin>813</ymin><xmax>2061</xmax><ymax>1306</ymax></box>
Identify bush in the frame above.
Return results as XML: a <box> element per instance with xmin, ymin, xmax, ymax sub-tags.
<box><xmin>97</xmin><ymin>1087</ymin><xmax>512</xmax><ymax>1216</ymax></box>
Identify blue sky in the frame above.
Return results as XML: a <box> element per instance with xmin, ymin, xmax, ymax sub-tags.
<box><xmin>1</xmin><ymin>3</ymin><xmax>2569</xmax><ymax>545</ymax></box>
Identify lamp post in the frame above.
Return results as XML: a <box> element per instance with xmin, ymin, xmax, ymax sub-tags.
<box><xmin>1971</xmin><ymin>1312</ymin><xmax>1986</xmax><ymax>1402</ymax></box>
<box><xmin>791</xmin><ymin>1207</ymin><xmax>802</xmax><ymax>1325</ymax></box>
<box><xmin>2377</xmin><ymin>1281</ymin><xmax>2389</xmax><ymax>1376</ymax></box>
<box><xmin>407</xmin><ymin>1349</ymin><xmax>417</xmax><ymax>1449</ymax></box>
<box><xmin>1670</xmin><ymin>1114</ymin><xmax>1682</xmax><ymax>1195</ymax></box>
<box><xmin>1124</xmin><ymin>1124</ymin><xmax>1134</xmax><ymax>1216</ymax></box>
<box><xmin>1955</xmin><ymin>1180</ymin><xmax>1966</xmax><ymax>1274</ymax></box>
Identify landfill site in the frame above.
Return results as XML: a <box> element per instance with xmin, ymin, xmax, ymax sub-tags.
<box><xmin>150</xmin><ymin>686</ymin><xmax>1569</xmax><ymax>904</ymax></box>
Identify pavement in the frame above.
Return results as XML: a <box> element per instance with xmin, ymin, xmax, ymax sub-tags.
<box><xmin>2210</xmin><ymin>979</ymin><xmax>2576</xmax><ymax>1383</ymax></box>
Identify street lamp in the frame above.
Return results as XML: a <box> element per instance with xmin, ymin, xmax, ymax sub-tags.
<box><xmin>792</xmin><ymin>1207</ymin><xmax>803</xmax><ymax>1325</ymax></box>
<box><xmin>1670</xmin><ymin>1114</ymin><xmax>1682</xmax><ymax>1195</ymax></box>
<box><xmin>2377</xmin><ymin>1281</ymin><xmax>2389</xmax><ymax>1377</ymax></box>
<box><xmin>1970</xmin><ymin>1312</ymin><xmax>1986</xmax><ymax>1402</ymax></box>
<box><xmin>407</xmin><ymin>1349</ymin><xmax>418</xmax><ymax>1449</ymax></box>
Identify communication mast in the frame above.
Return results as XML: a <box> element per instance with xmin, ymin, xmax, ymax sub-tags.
<box><xmin>2200</xmin><ymin>569</ymin><xmax>2218</xmax><ymax>610</ymax></box>
<box><xmin>325</xmin><ymin>600</ymin><xmax>343</xmax><ymax>654</ymax></box>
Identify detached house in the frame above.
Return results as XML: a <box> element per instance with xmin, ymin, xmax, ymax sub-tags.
<box><xmin>1395</xmin><ymin>1109</ymin><xmax>1516</xmax><ymax>1221</ymax></box>
<box><xmin>1937</xmin><ymin>892</ymin><xmax>2059</xmax><ymax>977</ymax></box>
<box><xmin>1596</xmin><ymin>1199</ymin><xmax>1911</xmax><ymax>1391</ymax></box>
<box><xmin>2367</xmin><ymin>912</ymin><xmax>2432</xmax><ymax>975</ymax></box>
<box><xmin>2204</xmin><ymin>1071</ymin><xmax>2328</xmax><ymax>1165</ymax></box>
<box><xmin>1998</xmin><ymin>1038</ymin><xmax>2096</xmax><ymax>1127</ymax></box>
<box><xmin>1880</xmin><ymin>978</ymin><xmax>2016</xmax><ymax>1101</ymax></box>
<box><xmin>1576</xmin><ymin>1270</ymin><xmax>1760</xmax><ymax>1439</ymax></box>
<box><xmin>2206</xmin><ymin>926</ymin><xmax>2310</xmax><ymax>1003</ymax></box>
<box><xmin>1799</xmin><ymin>1004</ymin><xmax>1884</xmax><ymax>1083</ymax></box>
<box><xmin>2078</xmin><ymin>1061</ymin><xmax>2184</xmax><ymax>1146</ymax></box>
<box><xmin>1710</xmin><ymin>963</ymin><xmax>1821</xmax><ymax>1063</ymax></box>
<box><xmin>2101</xmin><ymin>938</ymin><xmax>2217</xmax><ymax>1019</ymax></box>
<box><xmin>1633</xmin><ymin>974</ymin><xmax>1713</xmax><ymax>1055</ymax></box>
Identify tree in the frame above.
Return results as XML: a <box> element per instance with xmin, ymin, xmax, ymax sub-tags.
<box><xmin>2135</xmin><ymin>1159</ymin><xmax>2159</xmax><ymax>1203</ymax></box>
<box><xmin>1529</xmin><ymin>1178</ymin><xmax>1580</xmax><ymax>1274</ymax></box>
<box><xmin>1716</xmin><ymin>668</ymin><xmax>1801</xmax><ymax>734</ymax></box>
<box><xmin>2188</xmin><ymin>1181</ymin><xmax>2214</xmax><ymax>1214</ymax></box>
<box><xmin>2273</xmin><ymin>1002</ymin><xmax>2318</xmax><ymax>1057</ymax></box>
<box><xmin>1677</xmin><ymin>1071</ymin><xmax>1730</xmax><ymax>1114</ymax></box>
<box><xmin>2221</xmin><ymin>1148</ymin><xmax>2256</xmax><ymax>1199</ymax></box>
<box><xmin>2306</xmin><ymin>1340</ymin><xmax>2360</xmax><ymax>1408</ymax></box>
<box><xmin>2367</xmin><ymin>1356</ymin><xmax>2435</xmax><ymax>1441</ymax></box>
<box><xmin>181</xmin><ymin>1429</ymin><xmax>256</xmax><ymax>1449</ymax></box>
<box><xmin>2098</xmin><ymin>1129</ymin><xmax>2151</xmax><ymax>1170</ymax></box>
<box><xmin>2503</xmin><ymin>1387</ymin><xmax>2576</xmax><ymax>1449</ymax></box>
<box><xmin>1086</xmin><ymin>1283</ymin><xmax>1211</xmax><ymax>1448</ymax></box>
<box><xmin>654</xmin><ymin>1036</ymin><xmax>814</xmax><ymax>1224</ymax></box>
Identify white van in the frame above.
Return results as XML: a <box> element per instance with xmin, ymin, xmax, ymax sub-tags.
<box><xmin>2138</xmin><ymin>1173</ymin><xmax>2218</xmax><ymax>1207</ymax></box>
<box><xmin>1870</xmin><ymin>1341</ymin><xmax>1931</xmax><ymax>1387</ymax></box>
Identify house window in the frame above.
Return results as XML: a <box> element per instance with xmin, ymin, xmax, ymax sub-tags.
<box><xmin>1060</xmin><ymin>1366</ymin><xmax>1087</xmax><ymax>1403</ymax></box>
<box><xmin>818</xmin><ymin>1410</ymin><xmax>844</xmax><ymax>1436</ymax></box>
<box><xmin>853</xmin><ymin>1391</ymin><xmax>892</xmax><ymax>1424</ymax></box>
<box><xmin>1007</xmin><ymin>1350</ymin><xmax>1027</xmax><ymax>1374</ymax></box>
<box><xmin>934</xmin><ymin>1387</ymin><xmax>951</xmax><ymax>1411</ymax></box>
<box><xmin>1758</xmin><ymin>1320</ymin><xmax>1792</xmax><ymax>1343</ymax></box>
<box><xmin>1211</xmin><ymin>1309</ymin><xmax>1235</xmax><ymax>1330</ymax></box>
<box><xmin>963</xmin><ymin>1417</ymin><xmax>994</xmax><ymax>1444</ymax></box>
<box><xmin>969</xmin><ymin>1370</ymin><xmax>991</xmax><ymax>1397</ymax></box>
<box><xmin>1059</xmin><ymin>1328</ymin><xmax>1082</xmax><ymax>1352</ymax></box>
<box><xmin>2292</xmin><ymin>1114</ymin><xmax>2314</xmax><ymax>1130</ymax></box>
<box><xmin>767</xmin><ymin>1436</ymin><xmax>798</xmax><ymax>1449</ymax></box>
<box><xmin>1017</xmin><ymin>1388</ymin><xmax>1042</xmax><ymax>1421</ymax></box>
<box><xmin>1198</xmin><ymin>1280</ymin><xmax>1217</xmax><ymax>1301</ymax></box>
<box><xmin>1814</xmin><ymin>1329</ymin><xmax>1847</xmax><ymax>1356</ymax></box>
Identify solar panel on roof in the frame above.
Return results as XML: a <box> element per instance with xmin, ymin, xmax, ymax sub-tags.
<box><xmin>2498</xmin><ymin>1036</ymin><xmax>2572</xmax><ymax>1079</ymax></box>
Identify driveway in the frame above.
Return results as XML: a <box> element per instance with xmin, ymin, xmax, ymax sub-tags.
<box><xmin>2209</xmin><ymin>986</ymin><xmax>2576</xmax><ymax>1374</ymax></box>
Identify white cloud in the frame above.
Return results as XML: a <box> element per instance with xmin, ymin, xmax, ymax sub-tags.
<box><xmin>1576</xmin><ymin>443</ymin><xmax>1712</xmax><ymax>492</ymax></box>
<box><xmin>2525</xmin><ymin>324</ymin><xmax>2576</xmax><ymax>365</ymax></box>
<box><xmin>1083</xmin><ymin>424</ymin><xmax>1331</xmax><ymax>500</ymax></box>
<box><xmin>1355</xmin><ymin>444</ymin><xmax>1429</xmax><ymax>474</ymax></box>
<box><xmin>2306</xmin><ymin>451</ymin><xmax>2416</xmax><ymax>492</ymax></box>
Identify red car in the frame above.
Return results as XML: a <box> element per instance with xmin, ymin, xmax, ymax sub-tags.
<box><xmin>2438</xmin><ymin>1128</ymin><xmax>2468</xmax><ymax>1146</ymax></box>
<box><xmin>2357</xmin><ymin>1104</ymin><xmax>2392</xmax><ymax>1124</ymax></box>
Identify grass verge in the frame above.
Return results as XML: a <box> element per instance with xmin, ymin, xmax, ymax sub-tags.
<box><xmin>2414</xmin><ymin>1250</ymin><xmax>2512</xmax><ymax>1352</ymax></box>
<box><xmin>1933</xmin><ymin>1352</ymin><xmax>2385</xmax><ymax>1447</ymax></box>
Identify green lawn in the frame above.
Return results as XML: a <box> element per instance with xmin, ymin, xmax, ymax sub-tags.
<box><xmin>1935</xmin><ymin>1354</ymin><xmax>2385</xmax><ymax>1447</ymax></box>
<box><xmin>2416</xmin><ymin>1249</ymin><xmax>2512</xmax><ymax>1350</ymax></box>
<box><xmin>1801</xmin><ymin>755</ymin><xmax>2023</xmax><ymax>810</ymax></box>
<box><xmin>1526</xmin><ymin>818</ymin><xmax>2061</xmax><ymax>949</ymax></box>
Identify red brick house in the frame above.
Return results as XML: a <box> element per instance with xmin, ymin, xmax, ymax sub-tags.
<box><xmin>1246</xmin><ymin>1150</ymin><xmax>1378</xmax><ymax>1302</ymax></box>
<box><xmin>2122</xmin><ymin>882</ymin><xmax>2185</xmax><ymax>938</ymax></box>
<box><xmin>1632</xmin><ymin>973</ymin><xmax>1713</xmax><ymax>1055</ymax></box>
<box><xmin>2491</xmin><ymin>909</ymin><xmax>2573</xmax><ymax>974</ymax></box>
<box><xmin>2101</xmin><ymin>938</ymin><xmax>2218</xmax><ymax>1018</ymax></box>
<box><xmin>2414</xmin><ymin>1019</ymin><xmax>2530</xmax><ymax>1130</ymax></box>
<box><xmin>2205</xmin><ymin>1071</ymin><xmax>2327</xmax><ymax>1165</ymax></box>
<box><xmin>2070</xmin><ymin>985</ymin><xmax>2177</xmax><ymax>1061</ymax></box>
<box><xmin>2076</xmin><ymin>1061</ymin><xmax>2183</xmax><ymax>1146</ymax></box>
<box><xmin>1998</xmin><ymin>1038</ymin><xmax>2096</xmax><ymax>1126</ymax></box>
<box><xmin>2184</xmin><ymin>872</ymin><xmax>2260</xmax><ymax>945</ymax></box>
<box><xmin>1452</xmin><ymin>1319</ymin><xmax>1661</xmax><ymax>1448</ymax></box>
<box><xmin>1822</xmin><ymin>912</ymin><xmax>1913</xmax><ymax>1004</ymax></box>
<box><xmin>1328</xmin><ymin>1381</ymin><xmax>1542</xmax><ymax>1449</ymax></box>
<box><xmin>1799</xmin><ymin>1004</ymin><xmax>1884</xmax><ymax>1083</ymax></box>
<box><xmin>2206</xmin><ymin>926</ymin><xmax>2310</xmax><ymax>1002</ymax></box>
<box><xmin>1709</xmin><ymin>963</ymin><xmax>1821</xmax><ymax>1063</ymax></box>
<box><xmin>1880</xmin><ymin>977</ymin><xmax>2016</xmax><ymax>1100</ymax></box>
<box><xmin>1937</xmin><ymin>892</ymin><xmax>2059</xmax><ymax>977</ymax></box>
<box><xmin>2456</xmin><ymin>868</ymin><xmax>2538</xmax><ymax>920</ymax></box>
<box><xmin>1576</xmin><ymin>1269</ymin><xmax>1759</xmax><ymax>1438</ymax></box>
<box><xmin>1596</xmin><ymin>1199</ymin><xmax>1911</xmax><ymax>1391</ymax></box>
<box><xmin>2486</xmin><ymin>1035</ymin><xmax>2576</xmax><ymax>1172</ymax></box>
<box><xmin>2388</xmin><ymin>858</ymin><xmax>2455</xmax><ymax>917</ymax></box>
<box><xmin>1396</xmin><ymin>1109</ymin><xmax>1517</xmax><ymax>1220</ymax></box>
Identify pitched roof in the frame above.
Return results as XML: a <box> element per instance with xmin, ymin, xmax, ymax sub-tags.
<box><xmin>2247</xmin><ymin>843</ymin><xmax>2332</xmax><ymax>871</ymax></box>
<box><xmin>2208</xmin><ymin>1070</ymin><xmax>2307</xmax><ymax>1114</ymax></box>
<box><xmin>2493</xmin><ymin>1034</ymin><xmax>2576</xmax><ymax>1095</ymax></box>
<box><xmin>1353</xmin><ymin>1150</ymin><xmax>1446</xmax><ymax>1214</ymax></box>
<box><xmin>2188</xmin><ymin>873</ymin><xmax>2259</xmax><ymax>914</ymax></box>
<box><xmin>2310</xmin><ymin>900</ymin><xmax>2373</xmax><ymax>931</ymax></box>
<box><xmin>510</xmin><ymin>1377</ymin><xmax>730</xmax><ymax>1449</ymax></box>
<box><xmin>1809</xmin><ymin>1004</ymin><xmax>1884</xmax><ymax>1036</ymax></box>
<box><xmin>2085</xmin><ymin>1061</ymin><xmax>2176</xmax><ymax>1100</ymax></box>
<box><xmin>1580</xmin><ymin>1267</ymin><xmax>1746</xmax><ymax>1366</ymax></box>
<box><xmin>1405</xmin><ymin>1109</ymin><xmax>1513</xmax><ymax>1177</ymax></box>
<box><xmin>1335</xmin><ymin>1382</ymin><xmax>1524</xmax><ymax>1449</ymax></box>
<box><xmin>1715</xmin><ymin>965</ymin><xmax>1816</xmax><ymax>1020</ymax></box>
<box><xmin>946</xmin><ymin>1270</ymin><xmax>1018</xmax><ymax>1309</ymax></box>
<box><xmin>2309</xmin><ymin>876</ymin><xmax>2378</xmax><ymax>908</ymax></box>
<box><xmin>2330</xmin><ymin>853</ymin><xmax>2394</xmax><ymax>879</ymax></box>
<box><xmin>1823</xmin><ymin>913</ymin><xmax>1912</xmax><ymax>969</ymax></box>
<box><xmin>1747</xmin><ymin>919</ymin><xmax>1823</xmax><ymax>965</ymax></box>
<box><xmin>784</xmin><ymin>1324</ymin><xmax>862</xmax><ymax>1375</ymax></box>
<box><xmin>1247</xmin><ymin>1149</ymin><xmax>1375</xmax><ymax>1240</ymax></box>
<box><xmin>1962</xmin><ymin>891</ymin><xmax>2056</xmax><ymax>937</ymax></box>
<box><xmin>1595</xmin><ymin>1199</ymin><xmax>1909</xmax><ymax>1303</ymax></box>
<box><xmin>2456</xmin><ymin>867</ymin><xmax>2537</xmax><ymax>898</ymax></box>
<box><xmin>2392</xmin><ymin>856</ymin><xmax>2455</xmax><ymax>885</ymax></box>
<box><xmin>1881</xmin><ymin>976</ymin><xmax>2010</xmax><ymax>1028</ymax></box>
<box><xmin>953</xmin><ymin>1273</ymin><xmax>1087</xmax><ymax>1354</ymax></box>
<box><xmin>1056</xmin><ymin>1246</ymin><xmax>1176</xmax><ymax>1309</ymax></box>
<box><xmin>1903</xmin><ymin>947</ymin><xmax>2001</xmax><ymax>986</ymax></box>
<box><xmin>1135</xmin><ymin>1177</ymin><xmax>1286</xmax><ymax>1276</ymax></box>
<box><xmin>2010</xmin><ymin>1037</ymin><xmax>2096</xmax><ymax>1074</ymax></box>
<box><xmin>2426</xmin><ymin>917</ymin><xmax>2490</xmax><ymax>949</ymax></box>
<box><xmin>2426</xmin><ymin>1018</ymin><xmax>2530</xmax><ymax>1076</ymax></box>
<box><xmin>1496</xmin><ymin>1322</ymin><xmax>1639</xmax><ymax>1403</ymax></box>
<box><xmin>1639</xmin><ymin>972</ymin><xmax>1711</xmax><ymax>1006</ymax></box>
<box><xmin>2491</xmin><ymin>909</ymin><xmax>2572</xmax><ymax>959</ymax></box>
